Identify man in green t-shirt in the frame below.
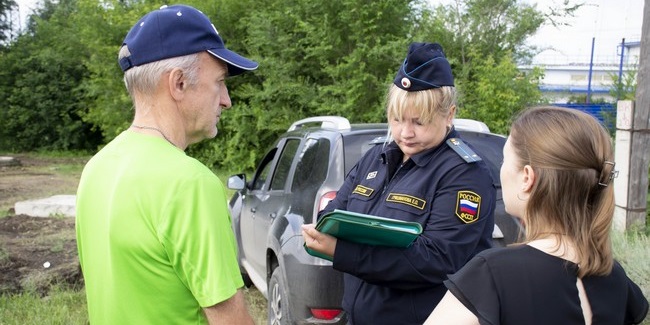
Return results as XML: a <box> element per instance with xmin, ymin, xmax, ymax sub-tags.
<box><xmin>76</xmin><ymin>5</ymin><xmax>258</xmax><ymax>324</ymax></box>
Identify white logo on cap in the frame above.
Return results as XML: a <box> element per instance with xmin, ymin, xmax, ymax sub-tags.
<box><xmin>401</xmin><ymin>77</ymin><xmax>411</xmax><ymax>88</ymax></box>
<box><xmin>177</xmin><ymin>11</ymin><xmax>182</xmax><ymax>16</ymax></box>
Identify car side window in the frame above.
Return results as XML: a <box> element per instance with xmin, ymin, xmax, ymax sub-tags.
<box><xmin>291</xmin><ymin>138</ymin><xmax>330</xmax><ymax>193</ymax></box>
<box><xmin>269</xmin><ymin>139</ymin><xmax>300</xmax><ymax>191</ymax></box>
<box><xmin>252</xmin><ymin>149</ymin><xmax>276</xmax><ymax>191</ymax></box>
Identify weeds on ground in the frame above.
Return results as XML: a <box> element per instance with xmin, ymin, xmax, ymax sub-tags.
<box><xmin>613</xmin><ymin>230</ymin><xmax>650</xmax><ymax>301</ymax></box>
<box><xmin>0</xmin><ymin>285</ymin><xmax>87</xmax><ymax>325</ymax></box>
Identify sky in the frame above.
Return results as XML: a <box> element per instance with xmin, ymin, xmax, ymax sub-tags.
<box><xmin>524</xmin><ymin>0</ymin><xmax>644</xmax><ymax>65</ymax></box>
<box><xmin>13</xmin><ymin>0</ymin><xmax>645</xmax><ymax>66</ymax></box>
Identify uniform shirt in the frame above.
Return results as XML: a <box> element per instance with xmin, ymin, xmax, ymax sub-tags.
<box><xmin>76</xmin><ymin>131</ymin><xmax>243</xmax><ymax>324</ymax></box>
<box><xmin>321</xmin><ymin>128</ymin><xmax>496</xmax><ymax>325</ymax></box>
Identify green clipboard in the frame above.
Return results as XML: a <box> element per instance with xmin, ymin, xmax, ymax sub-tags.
<box><xmin>304</xmin><ymin>209</ymin><xmax>423</xmax><ymax>261</ymax></box>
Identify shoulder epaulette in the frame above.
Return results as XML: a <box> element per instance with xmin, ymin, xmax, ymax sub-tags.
<box><xmin>446</xmin><ymin>138</ymin><xmax>482</xmax><ymax>163</ymax></box>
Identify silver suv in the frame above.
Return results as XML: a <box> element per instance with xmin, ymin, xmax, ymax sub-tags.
<box><xmin>227</xmin><ymin>116</ymin><xmax>522</xmax><ymax>325</ymax></box>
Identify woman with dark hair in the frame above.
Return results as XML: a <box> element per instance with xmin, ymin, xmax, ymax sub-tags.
<box><xmin>425</xmin><ymin>106</ymin><xmax>648</xmax><ymax>325</ymax></box>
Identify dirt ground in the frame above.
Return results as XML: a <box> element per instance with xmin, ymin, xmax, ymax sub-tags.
<box><xmin>0</xmin><ymin>154</ymin><xmax>86</xmax><ymax>295</ymax></box>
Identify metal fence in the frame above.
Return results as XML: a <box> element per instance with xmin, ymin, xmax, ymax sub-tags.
<box><xmin>552</xmin><ymin>103</ymin><xmax>616</xmax><ymax>131</ymax></box>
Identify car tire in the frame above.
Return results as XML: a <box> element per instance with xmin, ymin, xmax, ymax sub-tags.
<box><xmin>268</xmin><ymin>266</ymin><xmax>293</xmax><ymax>325</ymax></box>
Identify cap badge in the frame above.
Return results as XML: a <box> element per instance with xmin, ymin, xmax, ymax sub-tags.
<box><xmin>401</xmin><ymin>77</ymin><xmax>411</xmax><ymax>89</ymax></box>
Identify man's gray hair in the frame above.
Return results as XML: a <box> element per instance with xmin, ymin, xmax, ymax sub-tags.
<box><xmin>119</xmin><ymin>45</ymin><xmax>201</xmax><ymax>98</ymax></box>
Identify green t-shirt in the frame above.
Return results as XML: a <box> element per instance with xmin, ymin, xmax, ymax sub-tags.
<box><xmin>76</xmin><ymin>131</ymin><xmax>243</xmax><ymax>324</ymax></box>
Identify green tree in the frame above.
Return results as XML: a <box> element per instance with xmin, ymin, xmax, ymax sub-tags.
<box><xmin>0</xmin><ymin>0</ymin><xmax>102</xmax><ymax>151</ymax></box>
<box><xmin>205</xmin><ymin>0</ymin><xmax>418</xmax><ymax>170</ymax></box>
<box><xmin>610</xmin><ymin>66</ymin><xmax>637</xmax><ymax>101</ymax></box>
<box><xmin>1</xmin><ymin>0</ymin><xmax>573</xmax><ymax>172</ymax></box>
<box><xmin>413</xmin><ymin>0</ymin><xmax>550</xmax><ymax>134</ymax></box>
<box><xmin>461</xmin><ymin>51</ymin><xmax>543</xmax><ymax>134</ymax></box>
<box><xmin>0</xmin><ymin>0</ymin><xmax>16</xmax><ymax>46</ymax></box>
<box><xmin>74</xmin><ymin>0</ymin><xmax>154</xmax><ymax>143</ymax></box>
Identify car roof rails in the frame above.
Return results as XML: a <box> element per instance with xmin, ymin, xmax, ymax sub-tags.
<box><xmin>453</xmin><ymin>118</ymin><xmax>491</xmax><ymax>133</ymax></box>
<box><xmin>288</xmin><ymin>116</ymin><xmax>352</xmax><ymax>131</ymax></box>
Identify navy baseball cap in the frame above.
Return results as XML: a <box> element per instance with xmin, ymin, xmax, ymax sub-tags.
<box><xmin>393</xmin><ymin>42</ymin><xmax>454</xmax><ymax>91</ymax></box>
<box><xmin>118</xmin><ymin>4</ymin><xmax>258</xmax><ymax>76</ymax></box>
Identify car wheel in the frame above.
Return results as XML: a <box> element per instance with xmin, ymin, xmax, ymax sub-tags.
<box><xmin>268</xmin><ymin>266</ymin><xmax>292</xmax><ymax>325</ymax></box>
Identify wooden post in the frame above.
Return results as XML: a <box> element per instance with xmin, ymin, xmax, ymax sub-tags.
<box><xmin>614</xmin><ymin>0</ymin><xmax>650</xmax><ymax>231</ymax></box>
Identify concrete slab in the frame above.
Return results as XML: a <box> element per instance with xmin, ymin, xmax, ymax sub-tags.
<box><xmin>0</xmin><ymin>156</ymin><xmax>21</xmax><ymax>167</ymax></box>
<box><xmin>14</xmin><ymin>195</ymin><xmax>76</xmax><ymax>218</ymax></box>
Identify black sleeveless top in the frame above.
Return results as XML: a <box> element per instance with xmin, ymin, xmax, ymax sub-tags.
<box><xmin>444</xmin><ymin>245</ymin><xmax>648</xmax><ymax>325</ymax></box>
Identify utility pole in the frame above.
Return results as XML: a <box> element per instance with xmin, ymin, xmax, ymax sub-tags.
<box><xmin>587</xmin><ymin>37</ymin><xmax>595</xmax><ymax>104</ymax></box>
<box><xmin>613</xmin><ymin>0</ymin><xmax>650</xmax><ymax>231</ymax></box>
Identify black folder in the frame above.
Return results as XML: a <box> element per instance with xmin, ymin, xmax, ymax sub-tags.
<box><xmin>304</xmin><ymin>209</ymin><xmax>423</xmax><ymax>261</ymax></box>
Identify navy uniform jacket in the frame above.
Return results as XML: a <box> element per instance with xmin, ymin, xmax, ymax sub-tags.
<box><xmin>320</xmin><ymin>128</ymin><xmax>496</xmax><ymax>325</ymax></box>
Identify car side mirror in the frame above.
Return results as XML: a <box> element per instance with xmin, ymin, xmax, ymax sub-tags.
<box><xmin>227</xmin><ymin>174</ymin><xmax>246</xmax><ymax>190</ymax></box>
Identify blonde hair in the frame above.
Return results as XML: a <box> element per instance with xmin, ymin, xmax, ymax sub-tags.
<box><xmin>385</xmin><ymin>84</ymin><xmax>456</xmax><ymax>124</ymax></box>
<box><xmin>510</xmin><ymin>106</ymin><xmax>615</xmax><ymax>277</ymax></box>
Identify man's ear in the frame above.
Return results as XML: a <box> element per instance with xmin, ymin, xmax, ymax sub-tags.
<box><xmin>168</xmin><ymin>68</ymin><xmax>185</xmax><ymax>100</ymax></box>
<box><xmin>522</xmin><ymin>165</ymin><xmax>536</xmax><ymax>193</ymax></box>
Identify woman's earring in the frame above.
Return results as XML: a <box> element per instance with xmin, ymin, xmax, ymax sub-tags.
<box><xmin>517</xmin><ymin>193</ymin><xmax>527</xmax><ymax>201</ymax></box>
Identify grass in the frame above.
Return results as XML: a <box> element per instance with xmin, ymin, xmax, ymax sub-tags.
<box><xmin>0</xmin><ymin>286</ymin><xmax>268</xmax><ymax>325</ymax></box>
<box><xmin>0</xmin><ymin>285</ymin><xmax>88</xmax><ymax>325</ymax></box>
<box><xmin>613</xmin><ymin>231</ymin><xmax>650</xmax><ymax>298</ymax></box>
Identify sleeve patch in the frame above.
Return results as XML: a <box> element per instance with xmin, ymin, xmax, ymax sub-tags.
<box><xmin>455</xmin><ymin>190</ymin><xmax>481</xmax><ymax>223</ymax></box>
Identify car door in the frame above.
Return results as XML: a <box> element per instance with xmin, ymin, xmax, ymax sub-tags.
<box><xmin>240</xmin><ymin>148</ymin><xmax>277</xmax><ymax>274</ymax></box>
<box><xmin>240</xmin><ymin>138</ymin><xmax>301</xmax><ymax>273</ymax></box>
<box><xmin>252</xmin><ymin>139</ymin><xmax>300</xmax><ymax>259</ymax></box>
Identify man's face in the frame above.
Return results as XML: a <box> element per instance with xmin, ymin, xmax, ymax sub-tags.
<box><xmin>181</xmin><ymin>52</ymin><xmax>232</xmax><ymax>144</ymax></box>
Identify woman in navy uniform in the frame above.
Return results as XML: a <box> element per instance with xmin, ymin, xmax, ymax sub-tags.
<box><xmin>302</xmin><ymin>42</ymin><xmax>496</xmax><ymax>325</ymax></box>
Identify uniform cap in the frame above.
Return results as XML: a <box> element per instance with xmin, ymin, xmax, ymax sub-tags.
<box><xmin>393</xmin><ymin>42</ymin><xmax>454</xmax><ymax>91</ymax></box>
<box><xmin>118</xmin><ymin>4</ymin><xmax>258</xmax><ymax>76</ymax></box>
